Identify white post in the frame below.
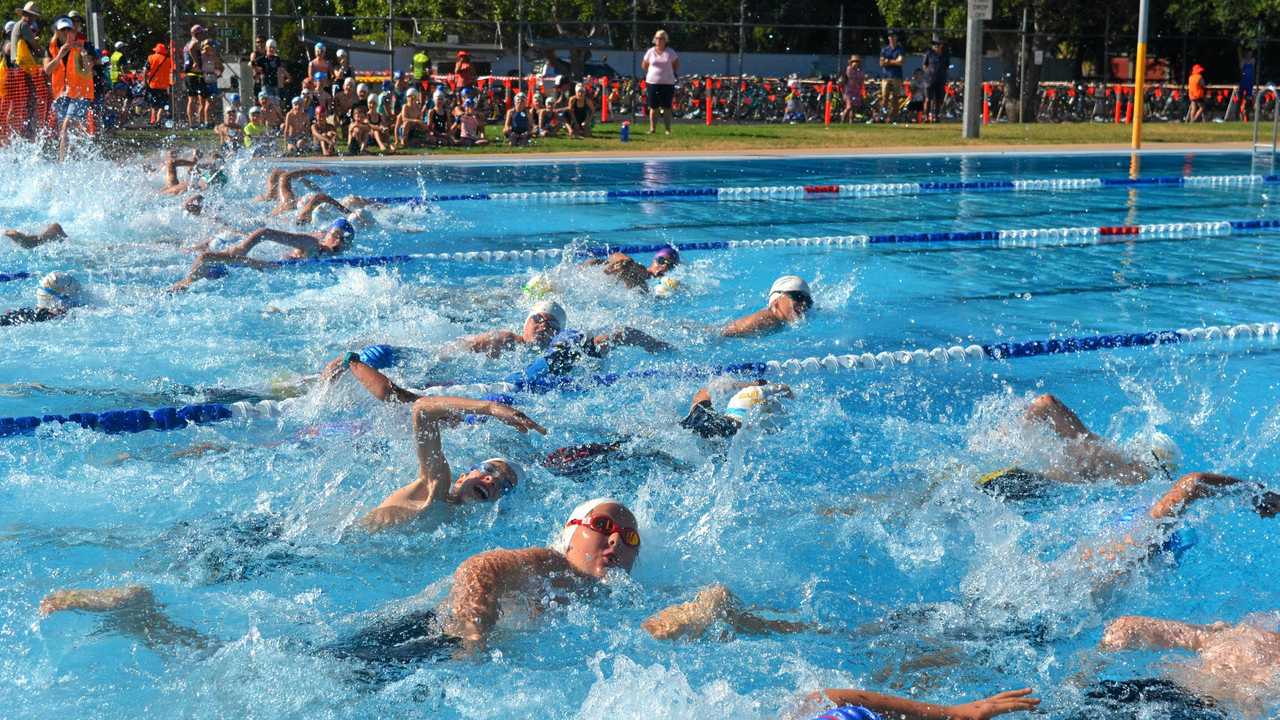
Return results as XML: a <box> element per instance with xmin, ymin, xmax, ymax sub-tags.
<box><xmin>962</xmin><ymin>0</ymin><xmax>988</xmax><ymax>138</ymax></box>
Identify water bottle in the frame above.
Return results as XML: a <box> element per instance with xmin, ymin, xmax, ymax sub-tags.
<box><xmin>620</xmin><ymin>120</ymin><xmax>630</xmax><ymax>142</ymax></box>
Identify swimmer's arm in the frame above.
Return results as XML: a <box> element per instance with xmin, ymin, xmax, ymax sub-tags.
<box><xmin>642</xmin><ymin>584</ymin><xmax>812</xmax><ymax>641</ymax></box>
<box><xmin>459</xmin><ymin>330</ymin><xmax>521</xmax><ymax>358</ymax></box>
<box><xmin>336</xmin><ymin>358</ymin><xmax>420</xmax><ymax>403</ymax></box>
<box><xmin>591</xmin><ymin>327</ymin><xmax>673</xmax><ymax>355</ymax></box>
<box><xmin>361</xmin><ymin>398</ymin><xmax>453</xmax><ymax>529</ymax></box>
<box><xmin>1148</xmin><ymin>471</ymin><xmax>1248</xmax><ymax>519</ymax></box>
<box><xmin>447</xmin><ymin>547</ymin><xmax>565</xmax><ymax>656</ymax></box>
<box><xmin>720</xmin><ymin>308</ymin><xmax>783</xmax><ymax>338</ymax></box>
<box><xmin>1100</xmin><ymin>615</ymin><xmax>1221</xmax><ymax>652</ymax></box>
<box><xmin>808</xmin><ymin>687</ymin><xmax>1040</xmax><ymax>720</ymax></box>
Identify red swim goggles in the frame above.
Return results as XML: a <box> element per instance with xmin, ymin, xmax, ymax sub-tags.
<box><xmin>568</xmin><ymin>514</ymin><xmax>641</xmax><ymax>548</ymax></box>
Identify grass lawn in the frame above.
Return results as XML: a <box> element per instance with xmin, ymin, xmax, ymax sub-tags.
<box><xmin>107</xmin><ymin>120</ymin><xmax>1255</xmax><ymax>159</ymax></box>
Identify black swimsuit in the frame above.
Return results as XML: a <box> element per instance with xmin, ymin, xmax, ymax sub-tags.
<box><xmin>0</xmin><ymin>307</ymin><xmax>64</xmax><ymax>326</ymax></box>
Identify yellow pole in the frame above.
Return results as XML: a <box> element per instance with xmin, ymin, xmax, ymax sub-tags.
<box><xmin>1131</xmin><ymin>0</ymin><xmax>1151</xmax><ymax>149</ymax></box>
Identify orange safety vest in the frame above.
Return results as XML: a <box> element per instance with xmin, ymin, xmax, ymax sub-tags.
<box><xmin>147</xmin><ymin>52</ymin><xmax>174</xmax><ymax>89</ymax></box>
<box><xmin>49</xmin><ymin>45</ymin><xmax>94</xmax><ymax>101</ymax></box>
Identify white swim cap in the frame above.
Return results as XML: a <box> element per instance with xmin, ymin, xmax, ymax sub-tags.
<box><xmin>552</xmin><ymin>496</ymin><xmax>623</xmax><ymax>553</ymax></box>
<box><xmin>480</xmin><ymin>457</ymin><xmax>524</xmax><ymax>488</ymax></box>
<box><xmin>527</xmin><ymin>300</ymin><xmax>566</xmax><ymax>331</ymax></box>
<box><xmin>768</xmin><ymin>275</ymin><xmax>811</xmax><ymax>303</ymax></box>
<box><xmin>36</xmin><ymin>271</ymin><xmax>82</xmax><ymax>310</ymax></box>
<box><xmin>265</xmin><ymin>38</ymin><xmax>277</xmax><ymax>48</ymax></box>
<box><xmin>1145</xmin><ymin>431</ymin><xmax>1182</xmax><ymax>476</ymax></box>
<box><xmin>653</xmin><ymin>276</ymin><xmax>680</xmax><ymax>298</ymax></box>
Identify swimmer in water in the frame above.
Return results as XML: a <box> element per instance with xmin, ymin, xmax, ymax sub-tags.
<box><xmin>4</xmin><ymin>223</ymin><xmax>67</xmax><ymax>248</ymax></box>
<box><xmin>583</xmin><ymin>246</ymin><xmax>680</xmax><ymax>293</ymax></box>
<box><xmin>158</xmin><ymin>149</ymin><xmax>227</xmax><ymax>196</ymax></box>
<box><xmin>1</xmin><ymin>272</ymin><xmax>84</xmax><ymax>326</ymax></box>
<box><xmin>791</xmin><ymin>686</ymin><xmax>1039</xmax><ymax>720</ymax></box>
<box><xmin>457</xmin><ymin>299</ymin><xmax>671</xmax><ymax>360</ymax></box>
<box><xmin>39</xmin><ymin>498</ymin><xmax>642</xmax><ymax>661</ymax></box>
<box><xmin>252</xmin><ymin>167</ymin><xmax>335</xmax><ymax>215</ymax></box>
<box><xmin>679</xmin><ymin>379</ymin><xmax>793</xmax><ymax>439</ymax></box>
<box><xmin>168</xmin><ymin>217</ymin><xmax>356</xmax><ymax>292</ymax></box>
<box><xmin>721</xmin><ymin>275</ymin><xmax>813</xmax><ymax>337</ymax></box>
<box><xmin>1093</xmin><ymin>612</ymin><xmax>1280</xmax><ymax>718</ymax></box>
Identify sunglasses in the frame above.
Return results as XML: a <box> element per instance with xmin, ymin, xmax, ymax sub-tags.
<box><xmin>569</xmin><ymin>514</ymin><xmax>641</xmax><ymax>547</ymax></box>
<box><xmin>468</xmin><ymin>461</ymin><xmax>517</xmax><ymax>494</ymax></box>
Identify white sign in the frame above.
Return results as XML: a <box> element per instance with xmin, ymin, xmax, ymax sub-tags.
<box><xmin>969</xmin><ymin>0</ymin><xmax>993</xmax><ymax>21</ymax></box>
<box><xmin>1034</xmin><ymin>49</ymin><xmax>1044</xmax><ymax>65</ymax></box>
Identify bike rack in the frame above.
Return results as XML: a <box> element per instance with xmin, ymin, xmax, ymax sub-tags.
<box><xmin>1252</xmin><ymin>84</ymin><xmax>1278</xmax><ymax>169</ymax></box>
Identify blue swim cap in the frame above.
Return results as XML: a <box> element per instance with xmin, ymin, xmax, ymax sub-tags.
<box><xmin>812</xmin><ymin>707</ymin><xmax>884</xmax><ymax>720</ymax></box>
<box><xmin>1160</xmin><ymin>527</ymin><xmax>1198</xmax><ymax>562</ymax></box>
<box><xmin>329</xmin><ymin>217</ymin><xmax>355</xmax><ymax>240</ymax></box>
<box><xmin>357</xmin><ymin>343</ymin><xmax>395</xmax><ymax>369</ymax></box>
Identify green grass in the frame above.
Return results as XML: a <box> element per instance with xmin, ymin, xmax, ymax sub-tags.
<box><xmin>103</xmin><ymin>120</ymin><xmax>1255</xmax><ymax>159</ymax></box>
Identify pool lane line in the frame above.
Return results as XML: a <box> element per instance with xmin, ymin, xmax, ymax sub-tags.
<box><xmin>959</xmin><ymin>272</ymin><xmax>1280</xmax><ymax>302</ymax></box>
<box><xmin>365</xmin><ymin>173</ymin><xmax>1272</xmax><ymax>207</ymax></box>
<box><xmin>4</xmin><ymin>321</ymin><xmax>1277</xmax><ymax>439</ymax></box>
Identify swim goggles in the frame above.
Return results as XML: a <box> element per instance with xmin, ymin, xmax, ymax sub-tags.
<box><xmin>568</xmin><ymin>514</ymin><xmax>641</xmax><ymax>547</ymax></box>
<box><xmin>468</xmin><ymin>460</ymin><xmax>517</xmax><ymax>495</ymax></box>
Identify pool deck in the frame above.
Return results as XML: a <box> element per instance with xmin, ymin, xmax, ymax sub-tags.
<box><xmin>274</xmin><ymin>141</ymin><xmax>1253</xmax><ymax>166</ymax></box>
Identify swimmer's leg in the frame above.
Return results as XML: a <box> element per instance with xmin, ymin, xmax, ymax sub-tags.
<box><xmin>40</xmin><ymin>585</ymin><xmax>211</xmax><ymax>652</ymax></box>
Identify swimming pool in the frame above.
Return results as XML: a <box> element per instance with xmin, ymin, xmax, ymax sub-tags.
<box><xmin>3</xmin><ymin>147</ymin><xmax>1279</xmax><ymax>719</ymax></box>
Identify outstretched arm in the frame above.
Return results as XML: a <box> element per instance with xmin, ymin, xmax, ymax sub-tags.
<box><xmin>721</xmin><ymin>308</ymin><xmax>784</xmax><ymax>338</ymax></box>
<box><xmin>642</xmin><ymin>584</ymin><xmax>814</xmax><ymax>641</ymax></box>
<box><xmin>39</xmin><ymin>585</ymin><xmax>211</xmax><ymax>653</ymax></box>
<box><xmin>1100</xmin><ymin>615</ymin><xmax>1223</xmax><ymax>652</ymax></box>
<box><xmin>295</xmin><ymin>191</ymin><xmax>350</xmax><ymax>225</ymax></box>
<box><xmin>458</xmin><ymin>329</ymin><xmax>522</xmax><ymax>358</ymax></box>
<box><xmin>1148</xmin><ymin>471</ymin><xmax>1249</xmax><ymax>519</ymax></box>
<box><xmin>323</xmin><ymin>355</ymin><xmax>421</xmax><ymax>403</ymax></box>
<box><xmin>592</xmin><ymin>327</ymin><xmax>673</xmax><ymax>355</ymax></box>
<box><xmin>807</xmin><ymin>687</ymin><xmax>1039</xmax><ymax>720</ymax></box>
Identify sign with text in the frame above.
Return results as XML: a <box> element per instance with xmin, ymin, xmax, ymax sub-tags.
<box><xmin>969</xmin><ymin>0</ymin><xmax>993</xmax><ymax>21</ymax></box>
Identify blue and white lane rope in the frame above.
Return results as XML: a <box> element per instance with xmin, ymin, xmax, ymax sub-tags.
<box><xmin>366</xmin><ymin>173</ymin><xmax>1273</xmax><ymax>207</ymax></box>
<box><xmin>0</xmin><ymin>216</ymin><xmax>1274</xmax><ymax>282</ymax></box>
<box><xmin>3</xmin><ymin>321</ymin><xmax>1278</xmax><ymax>439</ymax></box>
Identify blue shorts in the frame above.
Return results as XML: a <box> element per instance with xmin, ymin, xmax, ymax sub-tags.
<box><xmin>54</xmin><ymin>97</ymin><xmax>90</xmax><ymax>121</ymax></box>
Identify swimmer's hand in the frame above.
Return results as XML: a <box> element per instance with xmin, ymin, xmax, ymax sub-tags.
<box><xmin>944</xmin><ymin>689</ymin><xmax>1040</xmax><ymax>720</ymax></box>
<box><xmin>1252</xmin><ymin>489</ymin><xmax>1280</xmax><ymax>518</ymax></box>
<box><xmin>488</xmin><ymin>403</ymin><xmax>547</xmax><ymax>435</ymax></box>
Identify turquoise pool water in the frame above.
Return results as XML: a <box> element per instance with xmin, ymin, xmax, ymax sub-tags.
<box><xmin>2</xmin><ymin>148</ymin><xmax>1279</xmax><ymax>718</ymax></box>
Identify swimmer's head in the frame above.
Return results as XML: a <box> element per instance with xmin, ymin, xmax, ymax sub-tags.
<box><xmin>724</xmin><ymin>383</ymin><xmax>790</xmax><ymax>432</ymax></box>
<box><xmin>768</xmin><ymin>275</ymin><xmax>813</xmax><ymax>314</ymax></box>
<box><xmin>524</xmin><ymin>299</ymin><xmax>566</xmax><ymax>344</ymax></box>
<box><xmin>553</xmin><ymin>497</ymin><xmax>640</xmax><ymax>577</ymax></box>
<box><xmin>183</xmin><ymin>193</ymin><xmax>204</xmax><ymax>215</ymax></box>
<box><xmin>522</xmin><ymin>273</ymin><xmax>555</xmax><ymax>300</ymax></box>
<box><xmin>291</xmin><ymin>96</ymin><xmax>302</xmax><ymax>107</ymax></box>
<box><xmin>1133</xmin><ymin>430</ymin><xmax>1181</xmax><ymax>477</ymax></box>
<box><xmin>451</xmin><ymin>457</ymin><xmax>522</xmax><ymax>504</ymax></box>
<box><xmin>649</xmin><ymin>246</ymin><xmax>679</xmax><ymax>276</ymax></box>
<box><xmin>248</xmin><ymin>106</ymin><xmax>262</xmax><ymax>118</ymax></box>
<box><xmin>653</xmin><ymin>276</ymin><xmax>681</xmax><ymax>298</ymax></box>
<box><xmin>36</xmin><ymin>271</ymin><xmax>83</xmax><ymax>311</ymax></box>
<box><xmin>325</xmin><ymin>217</ymin><xmax>356</xmax><ymax>246</ymax></box>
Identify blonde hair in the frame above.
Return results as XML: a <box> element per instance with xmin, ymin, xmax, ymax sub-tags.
<box><xmin>653</xmin><ymin>29</ymin><xmax>669</xmax><ymax>44</ymax></box>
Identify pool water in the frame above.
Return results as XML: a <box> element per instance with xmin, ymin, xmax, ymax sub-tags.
<box><xmin>2</xmin><ymin>147</ymin><xmax>1280</xmax><ymax>719</ymax></box>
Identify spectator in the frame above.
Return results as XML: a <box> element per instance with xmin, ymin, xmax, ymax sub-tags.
<box><xmin>224</xmin><ymin>92</ymin><xmax>246</xmax><ymax>125</ymax></box>
<box><xmin>839</xmin><ymin>55</ymin><xmax>865</xmax><ymax>123</ymax></box>
<box><xmin>454</xmin><ymin>49</ymin><xmax>476</xmax><ymax>90</ymax></box>
<box><xmin>248</xmin><ymin>35</ymin><xmax>264</xmax><ymax>93</ymax></box>
<box><xmin>255</xmin><ymin>92</ymin><xmax>283</xmax><ymax>130</ymax></box>
<box><xmin>878</xmin><ymin>30</ymin><xmax>904</xmax><ymax>121</ymax></box>
<box><xmin>1239</xmin><ymin>49</ymin><xmax>1256</xmax><ymax>109</ymax></box>
<box><xmin>181</xmin><ymin>24</ymin><xmax>207</xmax><ymax>128</ymax></box>
<box><xmin>214</xmin><ymin>107</ymin><xmax>242</xmax><ymax>150</ymax></box>
<box><xmin>783</xmin><ymin>85</ymin><xmax>804</xmax><ymax>123</ymax></box>
<box><xmin>333</xmin><ymin>77</ymin><xmax>356</xmax><ymax>124</ymax></box>
<box><xmin>425</xmin><ymin>92</ymin><xmax>450</xmax><ymax>146</ymax></box>
<box><xmin>642</xmin><ymin>29</ymin><xmax>679</xmax><ymax>135</ymax></box>
<box><xmin>412</xmin><ymin>46</ymin><xmax>431</xmax><ymax>89</ymax></box>
<box><xmin>109</xmin><ymin>40</ymin><xmax>124</xmax><ymax>85</ymax></box>
<box><xmin>392</xmin><ymin>71</ymin><xmax>411</xmax><ymax>108</ymax></box>
<box><xmin>923</xmin><ymin>36</ymin><xmax>948</xmax><ymax>122</ymax></box>
<box><xmin>503</xmin><ymin>92</ymin><xmax>532</xmax><ymax>145</ymax></box>
<box><xmin>252</xmin><ymin>38</ymin><xmax>287</xmax><ymax>98</ymax></box>
<box><xmin>144</xmin><ymin>42</ymin><xmax>173</xmax><ymax>126</ymax></box>
<box><xmin>564</xmin><ymin>82</ymin><xmax>593</xmax><ymax>138</ymax></box>
<box><xmin>354</xmin><ymin>82</ymin><xmax>369</xmax><ymax>110</ymax></box>
<box><xmin>392</xmin><ymin>87</ymin><xmax>427</xmax><ymax>150</ymax></box>
<box><xmin>454</xmin><ymin>98</ymin><xmax>487</xmax><ymax>145</ymax></box>
<box><xmin>311</xmin><ymin>106</ymin><xmax>337</xmax><ymax>156</ymax></box>
<box><xmin>332</xmin><ymin>48</ymin><xmax>351</xmax><ymax>87</ymax></box>
<box><xmin>8</xmin><ymin>3</ymin><xmax>47</xmax><ymax>140</ymax></box>
<box><xmin>283</xmin><ymin>96</ymin><xmax>310</xmax><ymax>154</ymax></box>
<box><xmin>200</xmin><ymin>39</ymin><xmax>223</xmax><ymax>124</ymax></box>
<box><xmin>906</xmin><ymin>68</ymin><xmax>926</xmax><ymax>119</ymax></box>
<box><xmin>530</xmin><ymin>92</ymin><xmax>553</xmax><ymax>137</ymax></box>
<box><xmin>43</xmin><ymin>16</ymin><xmax>93</xmax><ymax>161</ymax></box>
<box><xmin>308</xmin><ymin>42</ymin><xmax>332</xmax><ymax>88</ymax></box>
<box><xmin>1187</xmin><ymin>63</ymin><xmax>1206</xmax><ymax>122</ymax></box>
<box><xmin>242</xmin><ymin>106</ymin><xmax>267</xmax><ymax>153</ymax></box>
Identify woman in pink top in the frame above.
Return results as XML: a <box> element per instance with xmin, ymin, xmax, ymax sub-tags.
<box><xmin>641</xmin><ymin>29</ymin><xmax>679</xmax><ymax>135</ymax></box>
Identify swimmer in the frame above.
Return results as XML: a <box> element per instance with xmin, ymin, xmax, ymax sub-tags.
<box><xmin>791</xmin><ymin>686</ymin><xmax>1039</xmax><ymax>720</ymax></box>
<box><xmin>977</xmin><ymin>393</ymin><xmax>1180</xmax><ymax>497</ymax></box>
<box><xmin>721</xmin><ymin>275</ymin><xmax>813</xmax><ymax>337</ymax></box>
<box><xmin>584</xmin><ymin>246</ymin><xmax>680</xmax><ymax>292</ymax></box>
<box><xmin>679</xmin><ymin>379</ymin><xmax>793</xmax><ymax>439</ymax></box>
<box><xmin>39</xmin><ymin>498</ymin><xmax>642</xmax><ymax>661</ymax></box>
<box><xmin>1</xmin><ymin>272</ymin><xmax>84</xmax><ymax>326</ymax></box>
<box><xmin>252</xmin><ymin>167</ymin><xmax>336</xmax><ymax>215</ymax></box>
<box><xmin>1095</xmin><ymin>612</ymin><xmax>1280</xmax><ymax>718</ymax></box>
<box><xmin>4</xmin><ymin>223</ymin><xmax>67</xmax><ymax>248</ymax></box>
<box><xmin>158</xmin><ymin>149</ymin><xmax>226</xmax><ymax>196</ymax></box>
<box><xmin>168</xmin><ymin>217</ymin><xmax>356</xmax><ymax>292</ymax></box>
<box><xmin>458</xmin><ymin>299</ymin><xmax>568</xmax><ymax>357</ymax></box>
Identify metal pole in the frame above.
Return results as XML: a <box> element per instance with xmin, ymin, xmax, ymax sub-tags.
<box><xmin>836</xmin><ymin>5</ymin><xmax>843</xmax><ymax>74</ymax></box>
<box><xmin>962</xmin><ymin>6</ymin><xmax>983</xmax><ymax>138</ymax></box>
<box><xmin>252</xmin><ymin>0</ymin><xmax>259</xmax><ymax>45</ymax></box>
<box><xmin>266</xmin><ymin>0</ymin><xmax>271</xmax><ymax>38</ymax></box>
<box><xmin>631</xmin><ymin>0</ymin><xmax>637</xmax><ymax>80</ymax></box>
<box><xmin>387</xmin><ymin>0</ymin><xmax>394</xmax><ymax>75</ymax></box>
<box><xmin>516</xmin><ymin>0</ymin><xmax>523</xmax><ymax>78</ymax></box>
<box><xmin>1018</xmin><ymin>5</ymin><xmax>1027</xmax><ymax>123</ymax></box>
<box><xmin>1103</xmin><ymin>9</ymin><xmax>1109</xmax><ymax>84</ymax></box>
<box><xmin>738</xmin><ymin>0</ymin><xmax>746</xmax><ymax>77</ymax></box>
<box><xmin>1131</xmin><ymin>0</ymin><xmax>1150</xmax><ymax>148</ymax></box>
